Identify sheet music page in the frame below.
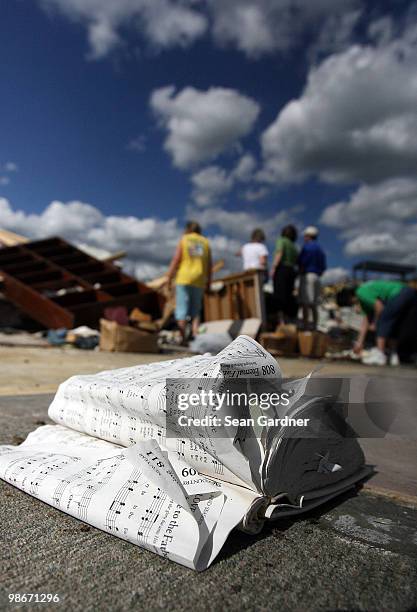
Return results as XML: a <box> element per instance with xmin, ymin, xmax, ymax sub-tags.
<box><xmin>48</xmin><ymin>336</ymin><xmax>281</xmax><ymax>490</ymax></box>
<box><xmin>0</xmin><ymin>335</ymin><xmax>367</xmax><ymax>569</ymax></box>
<box><xmin>0</xmin><ymin>424</ymin><xmax>259</xmax><ymax>570</ymax></box>
<box><xmin>0</xmin><ymin>336</ymin><xmax>280</xmax><ymax>570</ymax></box>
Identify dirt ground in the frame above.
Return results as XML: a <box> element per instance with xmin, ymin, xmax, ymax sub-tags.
<box><xmin>0</xmin><ymin>345</ymin><xmax>178</xmax><ymax>395</ymax></box>
<box><xmin>0</xmin><ymin>344</ymin><xmax>415</xmax><ymax>396</ymax></box>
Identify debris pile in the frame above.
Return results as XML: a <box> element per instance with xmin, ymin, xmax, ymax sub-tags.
<box><xmin>0</xmin><ymin>236</ymin><xmax>163</xmax><ymax>329</ymax></box>
<box><xmin>1</xmin><ymin>234</ymin><xmax>414</xmax><ymax>362</ymax></box>
<box><xmin>260</xmin><ymin>325</ymin><xmax>329</xmax><ymax>359</ymax></box>
<box><xmin>259</xmin><ymin>287</ymin><xmax>368</xmax><ymax>360</ymax></box>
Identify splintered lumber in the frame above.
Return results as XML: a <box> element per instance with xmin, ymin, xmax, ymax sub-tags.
<box><xmin>0</xmin><ymin>237</ymin><xmax>164</xmax><ymax>329</ymax></box>
<box><xmin>0</xmin><ymin>228</ymin><xmax>29</xmax><ymax>247</ymax></box>
<box><xmin>204</xmin><ymin>270</ymin><xmax>266</xmax><ymax>323</ymax></box>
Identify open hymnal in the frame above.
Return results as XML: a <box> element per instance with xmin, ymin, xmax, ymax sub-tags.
<box><xmin>0</xmin><ymin>336</ymin><xmax>368</xmax><ymax>570</ymax></box>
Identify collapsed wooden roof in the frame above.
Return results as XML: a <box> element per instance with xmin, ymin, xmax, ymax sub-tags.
<box><xmin>0</xmin><ymin>236</ymin><xmax>164</xmax><ymax>329</ymax></box>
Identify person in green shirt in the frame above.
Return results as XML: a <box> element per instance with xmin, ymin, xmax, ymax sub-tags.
<box><xmin>271</xmin><ymin>225</ymin><xmax>298</xmax><ymax>324</ymax></box>
<box><xmin>337</xmin><ymin>280</ymin><xmax>417</xmax><ymax>365</ymax></box>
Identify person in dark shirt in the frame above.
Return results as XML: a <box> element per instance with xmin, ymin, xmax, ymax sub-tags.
<box><xmin>298</xmin><ymin>226</ymin><xmax>326</xmax><ymax>329</ymax></box>
<box><xmin>271</xmin><ymin>224</ymin><xmax>299</xmax><ymax>324</ymax></box>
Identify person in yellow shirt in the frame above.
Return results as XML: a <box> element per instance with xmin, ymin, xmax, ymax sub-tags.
<box><xmin>167</xmin><ymin>221</ymin><xmax>212</xmax><ymax>342</ymax></box>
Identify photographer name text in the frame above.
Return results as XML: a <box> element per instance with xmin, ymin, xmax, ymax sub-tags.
<box><xmin>177</xmin><ymin>415</ymin><xmax>310</xmax><ymax>427</ymax></box>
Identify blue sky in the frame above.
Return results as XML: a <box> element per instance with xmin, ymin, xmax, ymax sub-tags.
<box><xmin>1</xmin><ymin>0</ymin><xmax>417</xmax><ymax>282</ymax></box>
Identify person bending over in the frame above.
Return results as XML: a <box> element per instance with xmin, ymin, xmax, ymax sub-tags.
<box><xmin>337</xmin><ymin>280</ymin><xmax>417</xmax><ymax>366</ymax></box>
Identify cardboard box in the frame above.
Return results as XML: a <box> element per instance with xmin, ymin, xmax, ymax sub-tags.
<box><xmin>99</xmin><ymin>319</ymin><xmax>159</xmax><ymax>353</ymax></box>
<box><xmin>298</xmin><ymin>331</ymin><xmax>328</xmax><ymax>358</ymax></box>
<box><xmin>131</xmin><ymin>321</ymin><xmax>160</xmax><ymax>333</ymax></box>
<box><xmin>274</xmin><ymin>323</ymin><xmax>297</xmax><ymax>337</ymax></box>
<box><xmin>260</xmin><ymin>324</ymin><xmax>298</xmax><ymax>356</ymax></box>
<box><xmin>129</xmin><ymin>307</ymin><xmax>152</xmax><ymax>323</ymax></box>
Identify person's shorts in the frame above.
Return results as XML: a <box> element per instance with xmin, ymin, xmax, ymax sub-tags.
<box><xmin>377</xmin><ymin>287</ymin><xmax>417</xmax><ymax>338</ymax></box>
<box><xmin>175</xmin><ymin>284</ymin><xmax>204</xmax><ymax>320</ymax></box>
<box><xmin>299</xmin><ymin>273</ymin><xmax>321</xmax><ymax>306</ymax></box>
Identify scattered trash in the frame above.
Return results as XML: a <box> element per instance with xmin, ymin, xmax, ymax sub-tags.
<box><xmin>103</xmin><ymin>306</ymin><xmax>130</xmax><ymax>326</ymax></box>
<box><xmin>74</xmin><ymin>335</ymin><xmax>99</xmax><ymax>350</ymax></box>
<box><xmin>66</xmin><ymin>326</ymin><xmax>100</xmax><ymax>350</ymax></box>
<box><xmin>129</xmin><ymin>307</ymin><xmax>152</xmax><ymax>324</ymax></box>
<box><xmin>158</xmin><ymin>329</ymin><xmax>183</xmax><ymax>347</ymax></box>
<box><xmin>198</xmin><ymin>318</ymin><xmax>262</xmax><ymax>339</ymax></box>
<box><xmin>189</xmin><ymin>332</ymin><xmax>232</xmax><ymax>354</ymax></box>
<box><xmin>324</xmin><ymin>348</ymin><xmax>361</xmax><ymax>361</ymax></box>
<box><xmin>45</xmin><ymin>325</ymin><xmax>101</xmax><ymax>350</ymax></box>
<box><xmin>298</xmin><ymin>331</ymin><xmax>329</xmax><ymax>358</ymax></box>
<box><xmin>99</xmin><ymin>319</ymin><xmax>159</xmax><ymax>353</ymax></box>
<box><xmin>0</xmin><ymin>236</ymin><xmax>414</xmax><ymax>364</ymax></box>
<box><xmin>260</xmin><ymin>324</ymin><xmax>298</xmax><ymax>356</ymax></box>
<box><xmin>188</xmin><ymin>318</ymin><xmax>262</xmax><ymax>354</ymax></box>
<box><xmin>47</xmin><ymin>328</ymin><xmax>68</xmax><ymax>346</ymax></box>
<box><xmin>66</xmin><ymin>326</ymin><xmax>99</xmax><ymax>342</ymax></box>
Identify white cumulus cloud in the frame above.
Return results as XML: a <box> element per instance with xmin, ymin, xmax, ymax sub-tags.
<box><xmin>41</xmin><ymin>0</ymin><xmax>207</xmax><ymax>59</ymax></box>
<box><xmin>3</xmin><ymin>162</ymin><xmax>18</xmax><ymax>172</ymax></box>
<box><xmin>260</xmin><ymin>20</ymin><xmax>417</xmax><ymax>185</ymax></box>
<box><xmin>190</xmin><ymin>154</ymin><xmax>258</xmax><ymax>207</ymax></box>
<box><xmin>150</xmin><ymin>86</ymin><xmax>260</xmax><ymax>169</ymax></box>
<box><xmin>0</xmin><ymin>162</ymin><xmax>18</xmax><ymax>187</ymax></box>
<box><xmin>208</xmin><ymin>0</ymin><xmax>361</xmax><ymax>58</ymax></box>
<box><xmin>321</xmin><ymin>267</ymin><xmax>350</xmax><ymax>285</ymax></box>
<box><xmin>39</xmin><ymin>0</ymin><xmax>362</xmax><ymax>60</ymax></box>
<box><xmin>0</xmin><ymin>197</ymin><xmax>180</xmax><ymax>278</ymax></box>
<box><xmin>320</xmin><ymin>178</ymin><xmax>417</xmax><ymax>264</ymax></box>
<box><xmin>344</xmin><ymin>232</ymin><xmax>403</xmax><ymax>257</ymax></box>
<box><xmin>0</xmin><ymin>197</ymin><xmax>246</xmax><ymax>279</ymax></box>
<box><xmin>191</xmin><ymin>166</ymin><xmax>234</xmax><ymax>207</ymax></box>
<box><xmin>321</xmin><ymin>178</ymin><xmax>417</xmax><ymax>228</ymax></box>
<box><xmin>231</xmin><ymin>153</ymin><xmax>256</xmax><ymax>182</ymax></box>
<box><xmin>187</xmin><ymin>204</ymin><xmax>301</xmax><ymax>242</ymax></box>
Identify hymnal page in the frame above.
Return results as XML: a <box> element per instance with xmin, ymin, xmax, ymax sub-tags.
<box><xmin>0</xmin><ymin>335</ymin><xmax>367</xmax><ymax>569</ymax></box>
<box><xmin>0</xmin><ymin>336</ymin><xmax>280</xmax><ymax>570</ymax></box>
<box><xmin>0</xmin><ymin>424</ymin><xmax>258</xmax><ymax>570</ymax></box>
<box><xmin>48</xmin><ymin>336</ymin><xmax>281</xmax><ymax>490</ymax></box>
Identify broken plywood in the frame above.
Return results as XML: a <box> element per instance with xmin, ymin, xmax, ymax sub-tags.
<box><xmin>0</xmin><ymin>237</ymin><xmax>164</xmax><ymax>329</ymax></box>
<box><xmin>204</xmin><ymin>270</ymin><xmax>266</xmax><ymax>323</ymax></box>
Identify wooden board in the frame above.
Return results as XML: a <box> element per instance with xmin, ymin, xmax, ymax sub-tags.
<box><xmin>0</xmin><ymin>237</ymin><xmax>164</xmax><ymax>329</ymax></box>
<box><xmin>204</xmin><ymin>270</ymin><xmax>266</xmax><ymax>323</ymax></box>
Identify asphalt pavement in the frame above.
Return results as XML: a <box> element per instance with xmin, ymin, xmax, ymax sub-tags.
<box><xmin>1</xmin><ymin>394</ymin><xmax>416</xmax><ymax>612</ymax></box>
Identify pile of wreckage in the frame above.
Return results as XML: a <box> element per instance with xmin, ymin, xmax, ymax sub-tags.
<box><xmin>0</xmin><ymin>233</ymin><xmax>364</xmax><ymax>359</ymax></box>
<box><xmin>260</xmin><ymin>298</ymin><xmax>362</xmax><ymax>360</ymax></box>
<box><xmin>0</xmin><ymin>234</ymin><xmax>266</xmax><ymax>354</ymax></box>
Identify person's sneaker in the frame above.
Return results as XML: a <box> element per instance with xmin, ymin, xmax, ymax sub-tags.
<box><xmin>390</xmin><ymin>352</ymin><xmax>400</xmax><ymax>366</ymax></box>
<box><xmin>362</xmin><ymin>347</ymin><xmax>387</xmax><ymax>366</ymax></box>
